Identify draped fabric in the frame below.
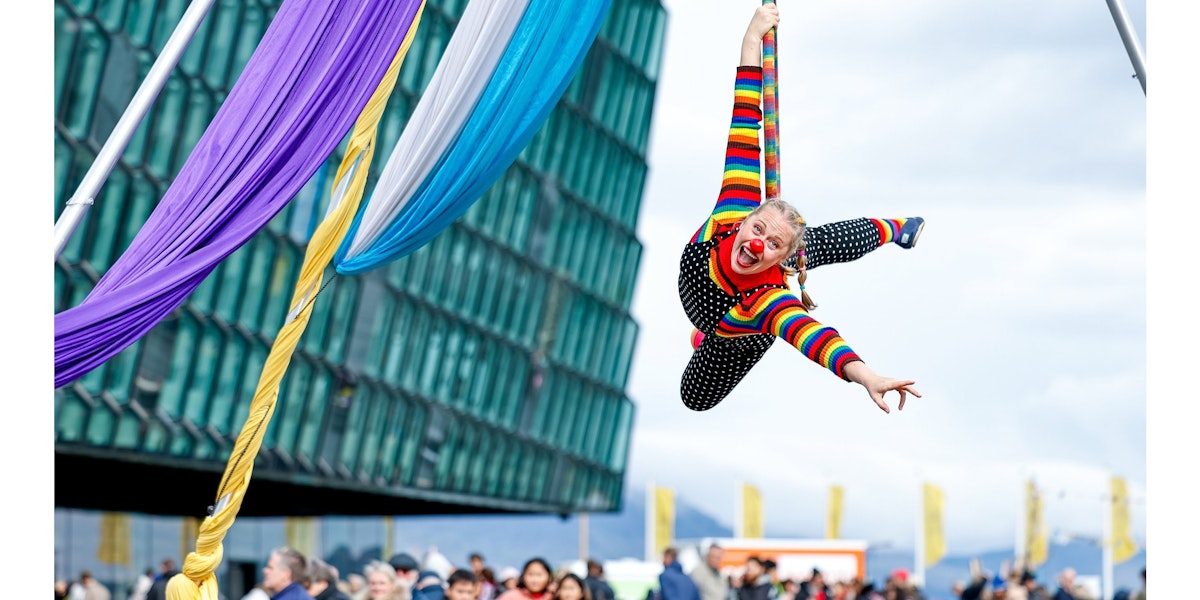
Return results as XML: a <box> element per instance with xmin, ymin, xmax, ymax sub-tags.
<box><xmin>335</xmin><ymin>0</ymin><xmax>533</xmax><ymax>262</ymax></box>
<box><xmin>163</xmin><ymin>9</ymin><xmax>425</xmax><ymax>600</ymax></box>
<box><xmin>334</xmin><ymin>0</ymin><xmax>614</xmax><ymax>274</ymax></box>
<box><xmin>53</xmin><ymin>0</ymin><xmax>425</xmax><ymax>389</ymax></box>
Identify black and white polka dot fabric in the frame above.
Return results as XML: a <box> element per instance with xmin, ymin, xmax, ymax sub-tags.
<box><xmin>783</xmin><ymin>218</ymin><xmax>885</xmax><ymax>271</ymax></box>
<box><xmin>677</xmin><ymin>227</ymin><xmax>787</xmax><ymax>411</ymax></box>
<box><xmin>677</xmin><ymin>218</ymin><xmax>886</xmax><ymax>412</ymax></box>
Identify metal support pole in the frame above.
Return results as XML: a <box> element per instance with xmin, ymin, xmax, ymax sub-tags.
<box><xmin>52</xmin><ymin>0</ymin><xmax>217</xmax><ymax>260</ymax></box>
<box><xmin>1104</xmin><ymin>0</ymin><xmax>1147</xmax><ymax>94</ymax></box>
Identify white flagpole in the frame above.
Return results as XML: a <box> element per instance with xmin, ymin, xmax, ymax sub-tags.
<box><xmin>1102</xmin><ymin>481</ymin><xmax>1114</xmax><ymax>600</ymax></box>
<box><xmin>646</xmin><ymin>483</ymin><xmax>655</xmax><ymax>562</ymax></box>
<box><xmin>914</xmin><ymin>481</ymin><xmax>925</xmax><ymax>589</ymax></box>
<box><xmin>1104</xmin><ymin>0</ymin><xmax>1147</xmax><ymax>93</ymax></box>
<box><xmin>53</xmin><ymin>0</ymin><xmax>218</xmax><ymax>260</ymax></box>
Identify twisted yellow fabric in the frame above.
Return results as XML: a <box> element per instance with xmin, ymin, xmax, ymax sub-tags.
<box><xmin>165</xmin><ymin>6</ymin><xmax>425</xmax><ymax>599</ymax></box>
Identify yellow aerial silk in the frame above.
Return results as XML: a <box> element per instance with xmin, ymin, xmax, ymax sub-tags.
<box><xmin>165</xmin><ymin>6</ymin><xmax>425</xmax><ymax>598</ymax></box>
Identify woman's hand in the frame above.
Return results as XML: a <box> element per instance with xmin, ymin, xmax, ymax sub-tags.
<box><xmin>741</xmin><ymin>3</ymin><xmax>780</xmax><ymax>66</ymax></box>
<box><xmin>843</xmin><ymin>361</ymin><xmax>921</xmax><ymax>414</ymax></box>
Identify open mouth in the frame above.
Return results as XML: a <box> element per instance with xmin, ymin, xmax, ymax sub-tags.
<box><xmin>735</xmin><ymin>245</ymin><xmax>760</xmax><ymax>269</ymax></box>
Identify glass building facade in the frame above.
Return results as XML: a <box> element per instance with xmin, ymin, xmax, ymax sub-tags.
<box><xmin>54</xmin><ymin>0</ymin><xmax>666</xmax><ymax>591</ymax></box>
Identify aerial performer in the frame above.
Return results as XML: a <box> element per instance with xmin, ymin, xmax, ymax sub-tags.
<box><xmin>678</xmin><ymin>2</ymin><xmax>925</xmax><ymax>413</ymax></box>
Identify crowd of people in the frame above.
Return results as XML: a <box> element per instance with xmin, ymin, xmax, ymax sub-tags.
<box><xmin>53</xmin><ymin>545</ymin><xmax>1146</xmax><ymax>600</ymax></box>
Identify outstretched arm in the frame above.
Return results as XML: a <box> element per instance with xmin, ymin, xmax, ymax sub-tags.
<box><xmin>690</xmin><ymin>5</ymin><xmax>780</xmax><ymax>244</ymax></box>
<box><xmin>717</xmin><ymin>288</ymin><xmax>920</xmax><ymax>413</ymax></box>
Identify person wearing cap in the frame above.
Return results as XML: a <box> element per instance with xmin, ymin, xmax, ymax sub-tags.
<box><xmin>497</xmin><ymin>568</ymin><xmax>521</xmax><ymax>593</ymax></box>
<box><xmin>390</xmin><ymin>553</ymin><xmax>422</xmax><ymax>590</ymax></box>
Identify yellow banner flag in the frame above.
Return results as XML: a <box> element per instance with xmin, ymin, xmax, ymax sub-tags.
<box><xmin>286</xmin><ymin>517</ymin><xmax>318</xmax><ymax>557</ymax></box>
<box><xmin>1024</xmin><ymin>480</ymin><xmax>1048</xmax><ymax>568</ymax></box>
<box><xmin>1111</xmin><ymin>476</ymin><xmax>1138</xmax><ymax>564</ymax></box>
<box><xmin>653</xmin><ymin>487</ymin><xmax>675</xmax><ymax>557</ymax></box>
<box><xmin>742</xmin><ymin>483</ymin><xmax>764</xmax><ymax>538</ymax></box>
<box><xmin>97</xmin><ymin>512</ymin><xmax>131</xmax><ymax>566</ymax></box>
<box><xmin>923</xmin><ymin>483</ymin><xmax>946</xmax><ymax>567</ymax></box>
<box><xmin>827</xmin><ymin>485</ymin><xmax>844</xmax><ymax>540</ymax></box>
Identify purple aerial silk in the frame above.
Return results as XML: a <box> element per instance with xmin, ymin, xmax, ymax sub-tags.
<box><xmin>54</xmin><ymin>0</ymin><xmax>424</xmax><ymax>388</ymax></box>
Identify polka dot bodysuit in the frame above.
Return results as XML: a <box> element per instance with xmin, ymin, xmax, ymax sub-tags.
<box><xmin>677</xmin><ymin>66</ymin><xmax>904</xmax><ymax>411</ymax></box>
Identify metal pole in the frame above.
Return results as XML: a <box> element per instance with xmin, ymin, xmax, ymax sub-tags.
<box><xmin>52</xmin><ymin>0</ymin><xmax>218</xmax><ymax>260</ymax></box>
<box><xmin>1104</xmin><ymin>0</ymin><xmax>1147</xmax><ymax>94</ymax></box>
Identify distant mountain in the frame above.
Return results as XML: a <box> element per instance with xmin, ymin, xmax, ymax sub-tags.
<box><xmin>378</xmin><ymin>488</ymin><xmax>1144</xmax><ymax>597</ymax></box>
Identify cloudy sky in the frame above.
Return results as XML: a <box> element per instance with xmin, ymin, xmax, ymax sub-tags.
<box><xmin>622</xmin><ymin>0</ymin><xmax>1153</xmax><ymax>555</ymax></box>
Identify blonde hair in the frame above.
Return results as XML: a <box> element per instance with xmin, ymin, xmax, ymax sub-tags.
<box><xmin>747</xmin><ymin>200</ymin><xmax>816</xmax><ymax>310</ymax></box>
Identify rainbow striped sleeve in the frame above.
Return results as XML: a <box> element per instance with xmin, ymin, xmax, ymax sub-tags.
<box><xmin>715</xmin><ymin>288</ymin><xmax>863</xmax><ymax>381</ymax></box>
<box><xmin>691</xmin><ymin>67</ymin><xmax>764</xmax><ymax>244</ymax></box>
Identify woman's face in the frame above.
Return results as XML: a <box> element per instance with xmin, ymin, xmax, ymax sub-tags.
<box><xmin>368</xmin><ymin>572</ymin><xmax>394</xmax><ymax>599</ymax></box>
<box><xmin>522</xmin><ymin>563</ymin><xmax>551</xmax><ymax>594</ymax></box>
<box><xmin>556</xmin><ymin>578</ymin><xmax>584</xmax><ymax>600</ymax></box>
<box><xmin>731</xmin><ymin>209</ymin><xmax>793</xmax><ymax>275</ymax></box>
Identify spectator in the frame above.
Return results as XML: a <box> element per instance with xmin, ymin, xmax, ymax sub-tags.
<box><xmin>496</xmin><ymin>558</ymin><xmax>555</xmax><ymax>600</ymax></box>
<box><xmin>307</xmin><ymin>558</ymin><xmax>351</xmax><ymax>600</ymax></box>
<box><xmin>366</xmin><ymin>560</ymin><xmax>410</xmax><ymax>600</ymax></box>
<box><xmin>795</xmin><ymin>569</ymin><xmax>828</xmax><ymax>600</ymax></box>
<box><xmin>689</xmin><ymin>544</ymin><xmax>728</xmax><ymax>600</ymax></box>
<box><xmin>660</xmin><ymin>547</ymin><xmax>701</xmax><ymax>600</ymax></box>
<box><xmin>738</xmin><ymin>558</ymin><xmax>777</xmax><ymax>600</ymax></box>
<box><xmin>147</xmin><ymin>560</ymin><xmax>182</xmax><ymax>600</ymax></box>
<box><xmin>130</xmin><ymin>568</ymin><xmax>154</xmax><ymax>600</ymax></box>
<box><xmin>479</xmin><ymin>569</ymin><xmax>499</xmax><ymax>600</ymax></box>
<box><xmin>390</xmin><ymin>554</ymin><xmax>422</xmax><ymax>592</ymax></box>
<box><xmin>1132</xmin><ymin>568</ymin><xmax>1145</xmax><ymax>600</ymax></box>
<box><xmin>79</xmin><ymin>571</ymin><xmax>112</xmax><ymax>600</ymax></box>
<box><xmin>447</xmin><ymin>569</ymin><xmax>480</xmax><ymax>600</ymax></box>
<box><xmin>584</xmin><ymin>560</ymin><xmax>615</xmax><ymax>600</ymax></box>
<box><xmin>554</xmin><ymin>574</ymin><xmax>592</xmax><ymax>600</ymax></box>
<box><xmin>262</xmin><ymin>547</ymin><xmax>314</xmax><ymax>600</ymax></box>
<box><xmin>498</xmin><ymin>568</ymin><xmax>521</xmax><ymax>593</ymax></box>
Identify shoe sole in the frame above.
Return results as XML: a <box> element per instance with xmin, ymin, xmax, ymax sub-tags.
<box><xmin>899</xmin><ymin>220</ymin><xmax>924</xmax><ymax>249</ymax></box>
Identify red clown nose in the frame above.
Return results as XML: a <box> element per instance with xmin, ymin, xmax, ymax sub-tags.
<box><xmin>749</xmin><ymin>239</ymin><xmax>764</xmax><ymax>254</ymax></box>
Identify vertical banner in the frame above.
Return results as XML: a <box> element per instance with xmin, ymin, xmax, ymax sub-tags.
<box><xmin>1111</xmin><ymin>476</ymin><xmax>1138</xmax><ymax>563</ymax></box>
<box><xmin>647</xmin><ymin>485</ymin><xmax>675</xmax><ymax>559</ymax></box>
<box><xmin>741</xmin><ymin>483</ymin><xmax>764</xmax><ymax>539</ymax></box>
<box><xmin>826</xmin><ymin>485</ymin><xmax>844</xmax><ymax>540</ymax></box>
<box><xmin>181</xmin><ymin>517</ymin><xmax>200</xmax><ymax>565</ymax></box>
<box><xmin>656</xmin><ymin>487</ymin><xmax>675</xmax><ymax>556</ymax></box>
<box><xmin>384</xmin><ymin>516</ymin><xmax>395</xmax><ymax>560</ymax></box>
<box><xmin>286</xmin><ymin>517</ymin><xmax>318</xmax><ymax>557</ymax></box>
<box><xmin>1024</xmin><ymin>479</ymin><xmax>1048</xmax><ymax>568</ymax></box>
<box><xmin>97</xmin><ymin>512</ymin><xmax>132</xmax><ymax>566</ymax></box>
<box><xmin>922</xmin><ymin>483</ymin><xmax>946</xmax><ymax>568</ymax></box>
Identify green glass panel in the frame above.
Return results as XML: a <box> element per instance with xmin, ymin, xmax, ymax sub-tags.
<box><xmin>85</xmin><ymin>402</ymin><xmax>117</xmax><ymax>447</ymax></box>
<box><xmin>123</xmin><ymin>0</ymin><xmax>156</xmax><ymax>47</ymax></box>
<box><xmin>158</xmin><ymin>315</ymin><xmax>198</xmax><ymax>419</ymax></box>
<box><xmin>115</xmin><ymin>408</ymin><xmax>142</xmax><ymax>450</ymax></box>
<box><xmin>150</xmin><ymin>0</ymin><xmax>189</xmax><ymax>54</ymax></box>
<box><xmin>364</xmin><ymin>291</ymin><xmax>397</xmax><ymax>380</ymax></box>
<box><xmin>357</xmin><ymin>391</ymin><xmax>389</xmax><ymax>479</ymax></box>
<box><xmin>181</xmin><ymin>322</ymin><xmax>222</xmax><ymax>425</ymax></box>
<box><xmin>56</xmin><ymin>390</ymin><xmax>89</xmax><ymax>442</ymax></box>
<box><xmin>434</xmin><ymin>417</ymin><xmax>460</xmax><ymax>489</ymax></box>
<box><xmin>238</xmin><ymin>235</ymin><xmax>274</xmax><ymax>332</ymax></box>
<box><xmin>339</xmin><ymin>386</ymin><xmax>372</xmax><ymax>473</ymax></box>
<box><xmin>420</xmin><ymin>319</ymin><xmax>445</xmax><ymax>399</ymax></box>
<box><xmin>273</xmin><ymin>357</ymin><xmax>312</xmax><ymax>456</ymax></box>
<box><xmin>147</xmin><ymin>75</ymin><xmax>187</xmax><ymax>179</ymax></box>
<box><xmin>230</xmin><ymin>5</ymin><xmax>268</xmax><ymax>78</ymax></box>
<box><xmin>297</xmin><ymin>366</ymin><xmax>331</xmax><ymax>463</ymax></box>
<box><xmin>381</xmin><ymin>299</ymin><xmax>413</xmax><ymax>383</ymax></box>
<box><xmin>378</xmin><ymin>394</ymin><xmax>409</xmax><ymax>482</ymax></box>
<box><xmin>62</xmin><ymin>21</ymin><xmax>107</xmax><ymax>140</ymax></box>
<box><xmin>468</xmin><ymin>430</ymin><xmax>491</xmax><ymax>494</ymax></box>
<box><xmin>202</xmin><ymin>0</ymin><xmax>243</xmax><ymax>86</ymax></box>
<box><xmin>210</xmin><ymin>334</ymin><xmax>247</xmax><ymax>435</ymax></box>
<box><xmin>261</xmin><ymin>243</ymin><xmax>299</xmax><ymax>333</ymax></box>
<box><xmin>54</xmin><ymin>132</ymin><xmax>75</xmax><ymax>216</ymax></box>
<box><xmin>83</xmin><ymin>167</ymin><xmax>128</xmax><ymax>273</ymax></box>
<box><xmin>54</xmin><ymin>6</ymin><xmax>77</xmax><ymax>113</ymax></box>
<box><xmin>399</xmin><ymin>402</ymin><xmax>426</xmax><ymax>486</ymax></box>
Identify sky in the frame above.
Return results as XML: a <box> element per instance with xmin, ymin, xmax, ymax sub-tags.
<box><xmin>622</xmin><ymin>0</ymin><xmax>1152</xmax><ymax>556</ymax></box>
<box><xmin>10</xmin><ymin>2</ymin><xmax>1200</xmax><ymax>597</ymax></box>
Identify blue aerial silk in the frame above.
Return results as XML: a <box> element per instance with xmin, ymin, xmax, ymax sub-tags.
<box><xmin>334</xmin><ymin>0</ymin><xmax>612</xmax><ymax>274</ymax></box>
